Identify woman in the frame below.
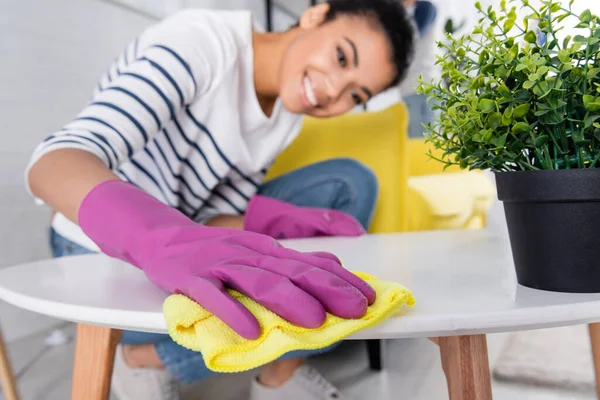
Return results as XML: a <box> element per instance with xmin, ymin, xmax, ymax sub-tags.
<box><xmin>26</xmin><ymin>0</ymin><xmax>414</xmax><ymax>399</ymax></box>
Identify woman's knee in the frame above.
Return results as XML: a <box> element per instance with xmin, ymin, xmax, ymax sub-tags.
<box><xmin>328</xmin><ymin>158</ymin><xmax>378</xmax><ymax>195</ymax></box>
<box><xmin>323</xmin><ymin>158</ymin><xmax>379</xmax><ymax>227</ymax></box>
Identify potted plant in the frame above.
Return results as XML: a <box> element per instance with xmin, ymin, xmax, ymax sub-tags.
<box><xmin>417</xmin><ymin>0</ymin><xmax>600</xmax><ymax>293</ymax></box>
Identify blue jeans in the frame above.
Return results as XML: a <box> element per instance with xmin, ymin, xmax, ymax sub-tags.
<box><xmin>49</xmin><ymin>158</ymin><xmax>378</xmax><ymax>383</ymax></box>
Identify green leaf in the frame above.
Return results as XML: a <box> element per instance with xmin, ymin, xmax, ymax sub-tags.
<box><xmin>504</xmin><ymin>19</ymin><xmax>515</xmax><ymax>33</ymax></box>
<box><xmin>491</xmin><ymin>133</ymin><xmax>508</xmax><ymax>147</ymax></box>
<box><xmin>472</xmin><ymin>133</ymin><xmax>484</xmax><ymax>143</ymax></box>
<box><xmin>586</xmin><ymin>102</ymin><xmax>600</xmax><ymax>112</ymax></box>
<box><xmin>524</xmin><ymin>31</ymin><xmax>538</xmax><ymax>44</ymax></box>
<box><xmin>483</xmin><ymin>129</ymin><xmax>493</xmax><ymax>142</ymax></box>
<box><xmin>479</xmin><ymin>99</ymin><xmax>496</xmax><ymax>113</ymax></box>
<box><xmin>492</xmin><ymin>155</ymin><xmax>504</xmax><ymax>166</ymax></box>
<box><xmin>581</xmin><ymin>9</ymin><xmax>593</xmax><ymax>23</ymax></box>
<box><xmin>572</xmin><ymin>67</ymin><xmax>585</xmax><ymax>77</ymax></box>
<box><xmin>498</xmin><ymin>84</ymin><xmax>511</xmax><ymax>97</ymax></box>
<box><xmin>558</xmin><ymin>49</ymin><xmax>571</xmax><ymax>63</ymax></box>
<box><xmin>585</xmin><ymin>115</ymin><xmax>600</xmax><ymax>129</ymax></box>
<box><xmin>534</xmin><ymin>109</ymin><xmax>550</xmax><ymax>116</ymax></box>
<box><xmin>588</xmin><ymin>68</ymin><xmax>600</xmax><ymax>79</ymax></box>
<box><xmin>576</xmin><ymin>22</ymin><xmax>590</xmax><ymax>28</ymax></box>
<box><xmin>574</xmin><ymin>35</ymin><xmax>587</xmax><ymax>43</ymax></box>
<box><xmin>515</xmin><ymin>90</ymin><xmax>531</xmax><ymax>102</ymax></box>
<box><xmin>571</xmin><ymin>42</ymin><xmax>584</xmax><ymax>52</ymax></box>
<box><xmin>537</xmin><ymin>66</ymin><xmax>549</xmax><ymax>76</ymax></box>
<box><xmin>512</xmin><ymin>122</ymin><xmax>531</xmax><ymax>134</ymax></box>
<box><xmin>488</xmin><ymin>112</ymin><xmax>503</xmax><ymax>129</ymax></box>
<box><xmin>510</xmin><ymin>139</ymin><xmax>526</xmax><ymax>152</ymax></box>
<box><xmin>534</xmin><ymin>81</ymin><xmax>551</xmax><ymax>98</ymax></box>
<box><xmin>510</xmin><ymin>43</ymin><xmax>519</xmax><ymax>60</ymax></box>
<box><xmin>478</xmin><ymin>50</ymin><xmax>489</xmax><ymax>64</ymax></box>
<box><xmin>523</xmin><ymin>80</ymin><xmax>536</xmax><ymax>89</ymax></box>
<box><xmin>550</xmin><ymin>3</ymin><xmax>562</xmax><ymax>13</ymax></box>
<box><xmin>516</xmin><ymin>63</ymin><xmax>528</xmax><ymax>72</ymax></box>
<box><xmin>534</xmin><ymin>135</ymin><xmax>549</xmax><ymax>147</ymax></box>
<box><xmin>513</xmin><ymin>104</ymin><xmax>531</xmax><ymax>118</ymax></box>
<box><xmin>583</xmin><ymin>95</ymin><xmax>595</xmax><ymax>105</ymax></box>
<box><xmin>481</xmin><ymin>64</ymin><xmax>496</xmax><ymax>75</ymax></box>
<box><xmin>563</xmin><ymin>36</ymin><xmax>572</xmax><ymax>49</ymax></box>
<box><xmin>475</xmin><ymin>1</ymin><xmax>482</xmax><ymax>11</ymax></box>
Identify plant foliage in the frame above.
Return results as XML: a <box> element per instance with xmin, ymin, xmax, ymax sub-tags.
<box><xmin>417</xmin><ymin>0</ymin><xmax>600</xmax><ymax>171</ymax></box>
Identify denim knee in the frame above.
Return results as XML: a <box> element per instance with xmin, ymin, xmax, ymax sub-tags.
<box><xmin>322</xmin><ymin>158</ymin><xmax>379</xmax><ymax>228</ymax></box>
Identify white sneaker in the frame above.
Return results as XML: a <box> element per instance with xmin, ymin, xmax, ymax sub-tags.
<box><xmin>249</xmin><ymin>364</ymin><xmax>352</xmax><ymax>400</ymax></box>
<box><xmin>111</xmin><ymin>345</ymin><xmax>181</xmax><ymax>400</ymax></box>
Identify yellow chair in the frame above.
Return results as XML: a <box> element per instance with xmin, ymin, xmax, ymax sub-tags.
<box><xmin>265</xmin><ymin>102</ymin><xmax>495</xmax><ymax>235</ymax></box>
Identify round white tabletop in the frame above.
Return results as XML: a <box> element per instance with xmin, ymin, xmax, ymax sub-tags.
<box><xmin>2</xmin><ymin>230</ymin><xmax>600</xmax><ymax>339</ymax></box>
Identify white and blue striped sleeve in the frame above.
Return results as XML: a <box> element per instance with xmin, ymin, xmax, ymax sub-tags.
<box><xmin>26</xmin><ymin>10</ymin><xmax>233</xmax><ymax>177</ymax></box>
<box><xmin>193</xmin><ymin>169</ymin><xmax>268</xmax><ymax>223</ymax></box>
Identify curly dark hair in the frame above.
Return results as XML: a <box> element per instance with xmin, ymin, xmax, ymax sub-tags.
<box><xmin>323</xmin><ymin>0</ymin><xmax>415</xmax><ymax>88</ymax></box>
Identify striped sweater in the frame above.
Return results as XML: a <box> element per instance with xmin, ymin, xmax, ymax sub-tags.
<box><xmin>26</xmin><ymin>9</ymin><xmax>303</xmax><ymax>250</ymax></box>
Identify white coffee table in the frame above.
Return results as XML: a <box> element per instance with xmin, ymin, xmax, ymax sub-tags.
<box><xmin>2</xmin><ymin>230</ymin><xmax>600</xmax><ymax>400</ymax></box>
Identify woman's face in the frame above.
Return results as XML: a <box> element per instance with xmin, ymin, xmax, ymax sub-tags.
<box><xmin>278</xmin><ymin>6</ymin><xmax>396</xmax><ymax>118</ymax></box>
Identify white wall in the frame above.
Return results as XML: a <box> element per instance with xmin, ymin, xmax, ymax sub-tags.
<box><xmin>0</xmin><ymin>0</ymin><xmax>153</xmax><ymax>270</ymax></box>
<box><xmin>111</xmin><ymin>0</ymin><xmax>303</xmax><ymax>30</ymax></box>
<box><xmin>0</xmin><ymin>0</ymin><xmax>157</xmax><ymax>340</ymax></box>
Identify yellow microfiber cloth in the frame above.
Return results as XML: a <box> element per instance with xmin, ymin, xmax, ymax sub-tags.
<box><xmin>162</xmin><ymin>272</ymin><xmax>414</xmax><ymax>373</ymax></box>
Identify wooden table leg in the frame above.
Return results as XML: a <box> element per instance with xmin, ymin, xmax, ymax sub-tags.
<box><xmin>439</xmin><ymin>334</ymin><xmax>492</xmax><ymax>400</ymax></box>
<box><xmin>0</xmin><ymin>327</ymin><xmax>20</xmax><ymax>400</ymax></box>
<box><xmin>71</xmin><ymin>324</ymin><xmax>122</xmax><ymax>400</ymax></box>
<box><xmin>589</xmin><ymin>323</ymin><xmax>600</xmax><ymax>399</ymax></box>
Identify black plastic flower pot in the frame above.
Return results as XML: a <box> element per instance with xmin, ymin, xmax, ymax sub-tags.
<box><xmin>495</xmin><ymin>168</ymin><xmax>600</xmax><ymax>293</ymax></box>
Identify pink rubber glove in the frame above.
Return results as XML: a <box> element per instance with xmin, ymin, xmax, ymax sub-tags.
<box><xmin>244</xmin><ymin>195</ymin><xmax>366</xmax><ymax>240</ymax></box>
<box><xmin>78</xmin><ymin>180</ymin><xmax>375</xmax><ymax>339</ymax></box>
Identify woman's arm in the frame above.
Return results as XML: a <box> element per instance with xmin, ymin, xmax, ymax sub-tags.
<box><xmin>203</xmin><ymin>214</ymin><xmax>245</xmax><ymax>229</ymax></box>
<box><xmin>29</xmin><ymin>149</ymin><xmax>119</xmax><ymax>224</ymax></box>
<box><xmin>26</xmin><ymin>11</ymin><xmax>227</xmax><ymax>224</ymax></box>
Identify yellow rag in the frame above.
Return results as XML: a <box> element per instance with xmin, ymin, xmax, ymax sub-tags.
<box><xmin>162</xmin><ymin>272</ymin><xmax>414</xmax><ymax>373</ymax></box>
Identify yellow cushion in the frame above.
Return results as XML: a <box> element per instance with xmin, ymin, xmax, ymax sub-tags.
<box><xmin>406</xmin><ymin>172</ymin><xmax>496</xmax><ymax>231</ymax></box>
<box><xmin>266</xmin><ymin>103</ymin><xmax>409</xmax><ymax>233</ymax></box>
<box><xmin>406</xmin><ymin>138</ymin><xmax>459</xmax><ymax>177</ymax></box>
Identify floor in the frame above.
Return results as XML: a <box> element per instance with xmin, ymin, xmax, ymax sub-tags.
<box><xmin>2</xmin><ymin>323</ymin><xmax>596</xmax><ymax>400</ymax></box>
<box><xmin>0</xmin><ymin>0</ymin><xmax>597</xmax><ymax>399</ymax></box>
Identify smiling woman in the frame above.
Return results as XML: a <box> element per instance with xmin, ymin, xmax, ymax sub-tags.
<box><xmin>274</xmin><ymin>1</ymin><xmax>414</xmax><ymax>117</ymax></box>
<box><xmin>25</xmin><ymin>1</ymin><xmax>414</xmax><ymax>399</ymax></box>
